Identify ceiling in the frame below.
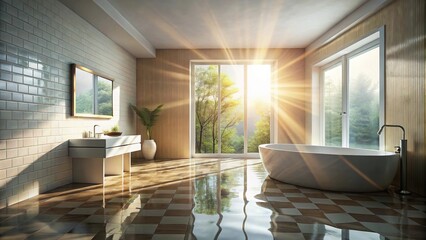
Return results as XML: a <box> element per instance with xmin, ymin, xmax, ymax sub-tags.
<box><xmin>60</xmin><ymin>0</ymin><xmax>390</xmax><ymax>58</ymax></box>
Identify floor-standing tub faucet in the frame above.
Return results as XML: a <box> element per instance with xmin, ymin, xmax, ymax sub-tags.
<box><xmin>377</xmin><ymin>124</ymin><xmax>410</xmax><ymax>195</ymax></box>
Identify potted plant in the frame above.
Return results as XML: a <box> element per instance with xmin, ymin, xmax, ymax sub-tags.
<box><xmin>130</xmin><ymin>104</ymin><xmax>163</xmax><ymax>160</ymax></box>
<box><xmin>104</xmin><ymin>124</ymin><xmax>122</xmax><ymax>136</ymax></box>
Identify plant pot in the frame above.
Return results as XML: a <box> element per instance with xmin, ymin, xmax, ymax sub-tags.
<box><xmin>142</xmin><ymin>139</ymin><xmax>157</xmax><ymax>160</ymax></box>
<box><xmin>105</xmin><ymin>131</ymin><xmax>122</xmax><ymax>136</ymax></box>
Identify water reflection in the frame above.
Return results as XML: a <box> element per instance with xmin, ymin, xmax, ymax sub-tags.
<box><xmin>2</xmin><ymin>159</ymin><xmax>420</xmax><ymax>239</ymax></box>
<box><xmin>296</xmin><ymin>224</ymin><xmax>383</xmax><ymax>239</ymax></box>
<box><xmin>190</xmin><ymin>160</ymin><xmax>388</xmax><ymax>240</ymax></box>
<box><xmin>192</xmin><ymin>160</ymin><xmax>274</xmax><ymax>240</ymax></box>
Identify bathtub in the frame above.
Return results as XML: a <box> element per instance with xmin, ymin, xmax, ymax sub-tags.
<box><xmin>259</xmin><ymin>144</ymin><xmax>399</xmax><ymax>192</ymax></box>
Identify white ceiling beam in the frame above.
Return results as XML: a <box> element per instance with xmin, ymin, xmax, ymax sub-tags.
<box><xmin>60</xmin><ymin>0</ymin><xmax>155</xmax><ymax>58</ymax></box>
<box><xmin>93</xmin><ymin>0</ymin><xmax>155</xmax><ymax>57</ymax></box>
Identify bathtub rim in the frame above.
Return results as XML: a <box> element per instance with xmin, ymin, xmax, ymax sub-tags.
<box><xmin>259</xmin><ymin>143</ymin><xmax>397</xmax><ymax>157</ymax></box>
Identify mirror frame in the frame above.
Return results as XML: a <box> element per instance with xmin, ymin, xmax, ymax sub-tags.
<box><xmin>71</xmin><ymin>64</ymin><xmax>114</xmax><ymax>118</ymax></box>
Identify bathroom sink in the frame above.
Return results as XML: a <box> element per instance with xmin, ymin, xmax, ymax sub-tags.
<box><xmin>68</xmin><ymin>135</ymin><xmax>141</xmax><ymax>158</ymax></box>
<box><xmin>68</xmin><ymin>135</ymin><xmax>141</xmax><ymax>184</ymax></box>
<box><xmin>69</xmin><ymin>135</ymin><xmax>141</xmax><ymax>148</ymax></box>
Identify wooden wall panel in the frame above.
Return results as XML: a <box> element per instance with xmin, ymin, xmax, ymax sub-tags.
<box><xmin>305</xmin><ymin>0</ymin><xmax>425</xmax><ymax>195</ymax></box>
<box><xmin>136</xmin><ymin>49</ymin><xmax>305</xmax><ymax>159</ymax></box>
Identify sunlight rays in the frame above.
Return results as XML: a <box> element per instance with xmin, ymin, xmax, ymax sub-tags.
<box><xmin>137</xmin><ymin>0</ymin><xmax>313</xmax><ymax>149</ymax></box>
<box><xmin>161</xmin><ymin>99</ymin><xmax>190</xmax><ymax>111</ymax></box>
<box><xmin>276</xmin><ymin>109</ymin><xmax>305</xmax><ymax>143</ymax></box>
<box><xmin>145</xmin><ymin>6</ymin><xmax>193</xmax><ymax>49</ymax></box>
<box><xmin>339</xmin><ymin>156</ymin><xmax>383</xmax><ymax>190</ymax></box>
<box><xmin>253</xmin><ymin>1</ymin><xmax>284</xmax><ymax>60</ymax></box>
<box><xmin>200</xmin><ymin>5</ymin><xmax>238</xmax><ymax>64</ymax></box>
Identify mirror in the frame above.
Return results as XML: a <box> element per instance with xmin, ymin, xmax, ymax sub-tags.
<box><xmin>71</xmin><ymin>64</ymin><xmax>113</xmax><ymax>118</ymax></box>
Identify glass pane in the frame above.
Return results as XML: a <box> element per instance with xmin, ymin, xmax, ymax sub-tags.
<box><xmin>247</xmin><ymin>65</ymin><xmax>271</xmax><ymax>153</ymax></box>
<box><xmin>194</xmin><ymin>65</ymin><xmax>219</xmax><ymax>153</ymax></box>
<box><xmin>96</xmin><ymin>76</ymin><xmax>113</xmax><ymax>116</ymax></box>
<box><xmin>323</xmin><ymin>64</ymin><xmax>342</xmax><ymax>147</ymax></box>
<box><xmin>348</xmin><ymin>47</ymin><xmax>380</xmax><ymax>150</ymax></box>
<box><xmin>220</xmin><ymin>65</ymin><xmax>244</xmax><ymax>153</ymax></box>
<box><xmin>75</xmin><ymin>68</ymin><xmax>94</xmax><ymax>114</ymax></box>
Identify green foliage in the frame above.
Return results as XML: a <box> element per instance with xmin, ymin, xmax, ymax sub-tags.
<box><xmin>348</xmin><ymin>74</ymin><xmax>379</xmax><ymax>149</ymax></box>
<box><xmin>221</xmin><ymin>128</ymin><xmax>243</xmax><ymax>153</ymax></box>
<box><xmin>194</xmin><ymin>65</ymin><xmax>244</xmax><ymax>153</ymax></box>
<box><xmin>97</xmin><ymin>80</ymin><xmax>112</xmax><ymax>116</ymax></box>
<box><xmin>130</xmin><ymin>104</ymin><xmax>163</xmax><ymax>139</ymax></box>
<box><xmin>111</xmin><ymin>124</ymin><xmax>119</xmax><ymax>132</ymax></box>
<box><xmin>195</xmin><ymin>65</ymin><xmax>219</xmax><ymax>153</ymax></box>
<box><xmin>220</xmin><ymin>76</ymin><xmax>243</xmax><ymax>153</ymax></box>
<box><xmin>193</xmin><ymin>176</ymin><xmax>219</xmax><ymax>214</ymax></box>
<box><xmin>324</xmin><ymin>76</ymin><xmax>342</xmax><ymax>146</ymax></box>
<box><xmin>324</xmin><ymin>73</ymin><xmax>379</xmax><ymax>149</ymax></box>
<box><xmin>193</xmin><ymin>172</ymin><xmax>237</xmax><ymax>214</ymax></box>
<box><xmin>248</xmin><ymin>110</ymin><xmax>270</xmax><ymax>152</ymax></box>
<box><xmin>76</xmin><ymin>90</ymin><xmax>93</xmax><ymax>114</ymax></box>
<box><xmin>194</xmin><ymin>65</ymin><xmax>271</xmax><ymax>153</ymax></box>
<box><xmin>75</xmin><ymin>79</ymin><xmax>112</xmax><ymax>116</ymax></box>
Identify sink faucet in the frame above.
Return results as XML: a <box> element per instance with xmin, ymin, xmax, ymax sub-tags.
<box><xmin>94</xmin><ymin>125</ymin><xmax>100</xmax><ymax>138</ymax></box>
<box><xmin>377</xmin><ymin>124</ymin><xmax>410</xmax><ymax>195</ymax></box>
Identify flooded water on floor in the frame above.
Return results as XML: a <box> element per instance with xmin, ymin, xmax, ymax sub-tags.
<box><xmin>1</xmin><ymin>158</ymin><xmax>425</xmax><ymax>239</ymax></box>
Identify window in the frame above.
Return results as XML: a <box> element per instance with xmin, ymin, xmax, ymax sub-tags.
<box><xmin>318</xmin><ymin>31</ymin><xmax>384</xmax><ymax>150</ymax></box>
<box><xmin>191</xmin><ymin>62</ymin><xmax>274</xmax><ymax>157</ymax></box>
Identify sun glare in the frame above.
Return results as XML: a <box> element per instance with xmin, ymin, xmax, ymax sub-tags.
<box><xmin>247</xmin><ymin>64</ymin><xmax>271</xmax><ymax>103</ymax></box>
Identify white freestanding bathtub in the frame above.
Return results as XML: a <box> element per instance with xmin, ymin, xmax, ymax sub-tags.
<box><xmin>259</xmin><ymin>144</ymin><xmax>399</xmax><ymax>192</ymax></box>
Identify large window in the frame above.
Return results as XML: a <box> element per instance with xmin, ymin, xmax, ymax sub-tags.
<box><xmin>320</xmin><ymin>37</ymin><xmax>383</xmax><ymax>150</ymax></box>
<box><xmin>191</xmin><ymin>62</ymin><xmax>273</xmax><ymax>157</ymax></box>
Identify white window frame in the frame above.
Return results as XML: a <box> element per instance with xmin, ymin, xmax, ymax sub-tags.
<box><xmin>190</xmin><ymin>60</ymin><xmax>277</xmax><ymax>158</ymax></box>
<box><xmin>314</xmin><ymin>27</ymin><xmax>385</xmax><ymax>150</ymax></box>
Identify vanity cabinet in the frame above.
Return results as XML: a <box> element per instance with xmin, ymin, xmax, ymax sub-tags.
<box><xmin>68</xmin><ymin>135</ymin><xmax>141</xmax><ymax>184</ymax></box>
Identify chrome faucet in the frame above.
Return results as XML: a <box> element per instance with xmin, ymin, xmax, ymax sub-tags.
<box><xmin>377</xmin><ymin>124</ymin><xmax>410</xmax><ymax>195</ymax></box>
<box><xmin>377</xmin><ymin>124</ymin><xmax>405</xmax><ymax>140</ymax></box>
<box><xmin>94</xmin><ymin>125</ymin><xmax>100</xmax><ymax>138</ymax></box>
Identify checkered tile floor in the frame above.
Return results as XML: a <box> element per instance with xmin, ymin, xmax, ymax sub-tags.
<box><xmin>0</xmin><ymin>158</ymin><xmax>425</xmax><ymax>239</ymax></box>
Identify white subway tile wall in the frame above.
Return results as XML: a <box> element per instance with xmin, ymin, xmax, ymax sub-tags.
<box><xmin>0</xmin><ymin>0</ymin><xmax>137</xmax><ymax>208</ymax></box>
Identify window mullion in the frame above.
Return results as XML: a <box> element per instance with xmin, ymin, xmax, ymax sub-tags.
<box><xmin>217</xmin><ymin>65</ymin><xmax>222</xmax><ymax>154</ymax></box>
<box><xmin>243</xmin><ymin>65</ymin><xmax>248</xmax><ymax>154</ymax></box>
<box><xmin>93</xmin><ymin>75</ymin><xmax>97</xmax><ymax>114</ymax></box>
<box><xmin>342</xmin><ymin>56</ymin><xmax>349</xmax><ymax>147</ymax></box>
<box><xmin>319</xmin><ymin>69</ymin><xmax>325</xmax><ymax>145</ymax></box>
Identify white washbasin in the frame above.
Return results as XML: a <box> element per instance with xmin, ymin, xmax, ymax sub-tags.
<box><xmin>69</xmin><ymin>135</ymin><xmax>141</xmax><ymax>148</ymax></box>
<box><xmin>69</xmin><ymin>135</ymin><xmax>141</xmax><ymax>158</ymax></box>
